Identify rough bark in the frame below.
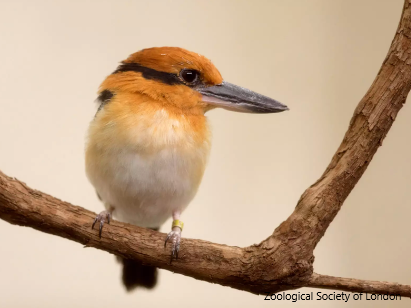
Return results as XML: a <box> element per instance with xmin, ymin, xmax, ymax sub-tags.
<box><xmin>1</xmin><ymin>0</ymin><xmax>411</xmax><ymax>298</ymax></box>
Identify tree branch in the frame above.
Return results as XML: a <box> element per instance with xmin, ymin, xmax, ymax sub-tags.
<box><xmin>1</xmin><ymin>0</ymin><xmax>411</xmax><ymax>297</ymax></box>
<box><xmin>305</xmin><ymin>273</ymin><xmax>411</xmax><ymax>297</ymax></box>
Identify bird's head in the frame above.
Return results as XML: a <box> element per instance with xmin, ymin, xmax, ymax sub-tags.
<box><xmin>99</xmin><ymin>47</ymin><xmax>288</xmax><ymax>114</ymax></box>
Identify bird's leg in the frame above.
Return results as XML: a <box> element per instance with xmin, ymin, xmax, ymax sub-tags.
<box><xmin>92</xmin><ymin>205</ymin><xmax>114</xmax><ymax>238</ymax></box>
<box><xmin>164</xmin><ymin>211</ymin><xmax>184</xmax><ymax>261</ymax></box>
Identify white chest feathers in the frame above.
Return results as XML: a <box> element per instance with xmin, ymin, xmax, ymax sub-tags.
<box><xmin>86</xmin><ymin>108</ymin><xmax>211</xmax><ymax>228</ymax></box>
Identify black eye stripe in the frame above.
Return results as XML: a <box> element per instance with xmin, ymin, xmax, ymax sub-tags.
<box><xmin>98</xmin><ymin>65</ymin><xmax>201</xmax><ymax>115</ymax></box>
<box><xmin>95</xmin><ymin>89</ymin><xmax>114</xmax><ymax>115</ymax></box>
<box><xmin>113</xmin><ymin>63</ymin><xmax>202</xmax><ymax>87</ymax></box>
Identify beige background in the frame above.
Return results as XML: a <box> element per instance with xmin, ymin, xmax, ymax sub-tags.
<box><xmin>1</xmin><ymin>0</ymin><xmax>410</xmax><ymax>307</ymax></box>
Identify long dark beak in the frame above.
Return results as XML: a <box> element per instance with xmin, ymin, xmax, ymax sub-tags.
<box><xmin>197</xmin><ymin>81</ymin><xmax>288</xmax><ymax>113</ymax></box>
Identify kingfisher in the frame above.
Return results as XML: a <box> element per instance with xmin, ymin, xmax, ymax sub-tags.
<box><xmin>85</xmin><ymin>47</ymin><xmax>288</xmax><ymax>291</ymax></box>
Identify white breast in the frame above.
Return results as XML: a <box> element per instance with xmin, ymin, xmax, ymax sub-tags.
<box><xmin>86</xmin><ymin>109</ymin><xmax>210</xmax><ymax>228</ymax></box>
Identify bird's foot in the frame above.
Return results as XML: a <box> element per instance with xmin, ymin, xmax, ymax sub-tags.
<box><xmin>92</xmin><ymin>210</ymin><xmax>112</xmax><ymax>238</ymax></box>
<box><xmin>164</xmin><ymin>228</ymin><xmax>181</xmax><ymax>261</ymax></box>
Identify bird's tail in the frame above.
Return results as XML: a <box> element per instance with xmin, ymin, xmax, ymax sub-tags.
<box><xmin>118</xmin><ymin>257</ymin><xmax>158</xmax><ymax>291</ymax></box>
<box><xmin>117</xmin><ymin>226</ymin><xmax>159</xmax><ymax>291</ymax></box>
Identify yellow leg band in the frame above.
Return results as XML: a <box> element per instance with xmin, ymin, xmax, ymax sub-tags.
<box><xmin>172</xmin><ymin>219</ymin><xmax>184</xmax><ymax>231</ymax></box>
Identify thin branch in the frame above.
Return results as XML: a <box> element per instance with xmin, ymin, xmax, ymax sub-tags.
<box><xmin>1</xmin><ymin>0</ymin><xmax>411</xmax><ymax>298</ymax></box>
<box><xmin>305</xmin><ymin>273</ymin><xmax>411</xmax><ymax>297</ymax></box>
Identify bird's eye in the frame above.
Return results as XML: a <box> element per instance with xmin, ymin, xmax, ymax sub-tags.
<box><xmin>180</xmin><ymin>69</ymin><xmax>199</xmax><ymax>84</ymax></box>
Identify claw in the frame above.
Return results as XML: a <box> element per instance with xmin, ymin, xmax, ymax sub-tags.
<box><xmin>92</xmin><ymin>217</ymin><xmax>98</xmax><ymax>230</ymax></box>
<box><xmin>99</xmin><ymin>221</ymin><xmax>104</xmax><ymax>238</ymax></box>
<box><xmin>164</xmin><ymin>230</ymin><xmax>181</xmax><ymax>262</ymax></box>
<box><xmin>164</xmin><ymin>233</ymin><xmax>172</xmax><ymax>248</ymax></box>
<box><xmin>91</xmin><ymin>210</ymin><xmax>112</xmax><ymax>238</ymax></box>
<box><xmin>175</xmin><ymin>242</ymin><xmax>180</xmax><ymax>259</ymax></box>
<box><xmin>171</xmin><ymin>249</ymin><xmax>175</xmax><ymax>262</ymax></box>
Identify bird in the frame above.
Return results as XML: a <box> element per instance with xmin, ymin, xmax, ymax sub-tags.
<box><xmin>85</xmin><ymin>46</ymin><xmax>288</xmax><ymax>291</ymax></box>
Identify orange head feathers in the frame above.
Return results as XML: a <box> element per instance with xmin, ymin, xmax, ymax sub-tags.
<box><xmin>123</xmin><ymin>47</ymin><xmax>223</xmax><ymax>86</ymax></box>
<box><xmin>98</xmin><ymin>46</ymin><xmax>288</xmax><ymax>114</ymax></box>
